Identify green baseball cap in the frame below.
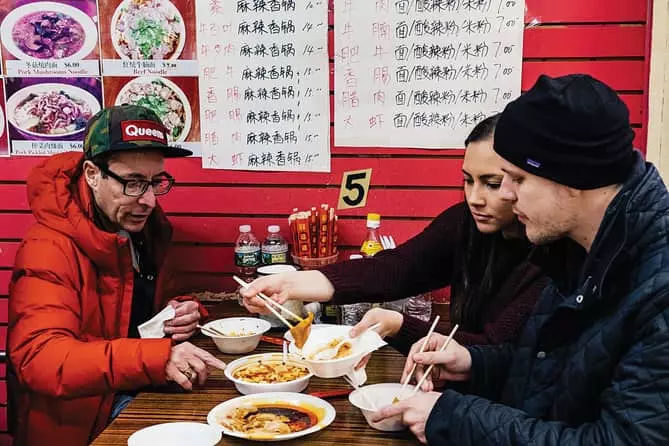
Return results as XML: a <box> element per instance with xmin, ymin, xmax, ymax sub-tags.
<box><xmin>83</xmin><ymin>104</ymin><xmax>192</xmax><ymax>159</ymax></box>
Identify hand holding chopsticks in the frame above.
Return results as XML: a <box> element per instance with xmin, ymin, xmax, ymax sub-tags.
<box><xmin>233</xmin><ymin>275</ymin><xmax>303</xmax><ymax>329</ymax></box>
<box><xmin>410</xmin><ymin>324</ymin><xmax>459</xmax><ymax>396</ymax></box>
<box><xmin>395</xmin><ymin>315</ymin><xmax>440</xmax><ymax>402</ymax></box>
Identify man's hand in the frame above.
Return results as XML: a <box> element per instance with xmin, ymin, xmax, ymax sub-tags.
<box><xmin>371</xmin><ymin>391</ymin><xmax>442</xmax><ymax>443</ymax></box>
<box><xmin>165</xmin><ymin>342</ymin><xmax>226</xmax><ymax>391</ymax></box>
<box><xmin>164</xmin><ymin>300</ymin><xmax>200</xmax><ymax>342</ymax></box>
<box><xmin>402</xmin><ymin>332</ymin><xmax>472</xmax><ymax>391</ymax></box>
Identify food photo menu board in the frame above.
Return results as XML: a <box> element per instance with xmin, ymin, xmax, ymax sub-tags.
<box><xmin>0</xmin><ymin>0</ymin><xmax>101</xmax><ymax>76</ymax></box>
<box><xmin>0</xmin><ymin>0</ymin><xmax>203</xmax><ymax>156</ymax></box>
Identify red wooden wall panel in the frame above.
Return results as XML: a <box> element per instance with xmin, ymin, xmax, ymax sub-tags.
<box><xmin>0</xmin><ymin>1</ymin><xmax>654</xmax><ymax>439</ymax></box>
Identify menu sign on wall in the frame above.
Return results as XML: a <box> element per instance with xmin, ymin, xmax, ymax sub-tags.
<box><xmin>196</xmin><ymin>0</ymin><xmax>331</xmax><ymax>171</ymax></box>
<box><xmin>334</xmin><ymin>0</ymin><xmax>525</xmax><ymax>149</ymax></box>
<box><xmin>0</xmin><ymin>0</ymin><xmax>101</xmax><ymax>76</ymax></box>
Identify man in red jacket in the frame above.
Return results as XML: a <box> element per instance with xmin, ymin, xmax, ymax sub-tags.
<box><xmin>8</xmin><ymin>105</ymin><xmax>226</xmax><ymax>445</ymax></box>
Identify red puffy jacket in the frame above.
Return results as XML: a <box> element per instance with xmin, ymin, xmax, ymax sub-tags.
<box><xmin>8</xmin><ymin>152</ymin><xmax>201</xmax><ymax>445</ymax></box>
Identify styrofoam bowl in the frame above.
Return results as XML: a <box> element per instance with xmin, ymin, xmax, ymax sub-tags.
<box><xmin>224</xmin><ymin>352</ymin><xmax>313</xmax><ymax>395</ymax></box>
<box><xmin>349</xmin><ymin>383</ymin><xmax>422</xmax><ymax>432</ymax></box>
<box><xmin>201</xmin><ymin>317</ymin><xmax>271</xmax><ymax>354</ymax></box>
<box><xmin>287</xmin><ymin>325</ymin><xmax>385</xmax><ymax>378</ymax></box>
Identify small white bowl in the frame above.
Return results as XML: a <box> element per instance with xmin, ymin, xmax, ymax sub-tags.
<box><xmin>288</xmin><ymin>325</ymin><xmax>386</xmax><ymax>379</ymax></box>
<box><xmin>224</xmin><ymin>352</ymin><xmax>313</xmax><ymax>395</ymax></box>
<box><xmin>349</xmin><ymin>383</ymin><xmax>422</xmax><ymax>432</ymax></box>
<box><xmin>201</xmin><ymin>317</ymin><xmax>271</xmax><ymax>354</ymax></box>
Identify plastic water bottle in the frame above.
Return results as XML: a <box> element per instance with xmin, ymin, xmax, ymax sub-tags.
<box><xmin>234</xmin><ymin>225</ymin><xmax>260</xmax><ymax>282</ymax></box>
<box><xmin>341</xmin><ymin>254</ymin><xmax>373</xmax><ymax>325</ymax></box>
<box><xmin>261</xmin><ymin>225</ymin><xmax>289</xmax><ymax>265</ymax></box>
<box><xmin>404</xmin><ymin>292</ymin><xmax>432</xmax><ymax>322</ymax></box>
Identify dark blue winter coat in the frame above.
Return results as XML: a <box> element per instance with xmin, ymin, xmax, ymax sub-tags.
<box><xmin>426</xmin><ymin>153</ymin><xmax>669</xmax><ymax>445</ymax></box>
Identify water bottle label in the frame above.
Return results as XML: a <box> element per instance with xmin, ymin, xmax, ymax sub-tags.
<box><xmin>262</xmin><ymin>251</ymin><xmax>288</xmax><ymax>264</ymax></box>
<box><xmin>235</xmin><ymin>250</ymin><xmax>260</xmax><ymax>267</ymax></box>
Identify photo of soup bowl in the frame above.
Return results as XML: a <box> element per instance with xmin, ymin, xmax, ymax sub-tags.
<box><xmin>224</xmin><ymin>352</ymin><xmax>313</xmax><ymax>395</ymax></box>
<box><xmin>1</xmin><ymin>2</ymin><xmax>98</xmax><ymax>61</ymax></box>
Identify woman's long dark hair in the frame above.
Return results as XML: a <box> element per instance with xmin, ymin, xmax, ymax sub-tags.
<box><xmin>450</xmin><ymin>114</ymin><xmax>528</xmax><ymax>331</ymax></box>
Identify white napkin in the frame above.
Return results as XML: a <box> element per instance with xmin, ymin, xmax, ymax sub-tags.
<box><xmin>137</xmin><ymin>305</ymin><xmax>176</xmax><ymax>339</ymax></box>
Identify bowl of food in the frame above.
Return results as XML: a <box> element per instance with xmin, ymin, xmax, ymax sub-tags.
<box><xmin>349</xmin><ymin>383</ymin><xmax>422</xmax><ymax>432</ymax></box>
<box><xmin>287</xmin><ymin>325</ymin><xmax>386</xmax><ymax>379</ymax></box>
<box><xmin>224</xmin><ymin>352</ymin><xmax>313</xmax><ymax>395</ymax></box>
<box><xmin>207</xmin><ymin>392</ymin><xmax>336</xmax><ymax>441</ymax></box>
<box><xmin>114</xmin><ymin>76</ymin><xmax>191</xmax><ymax>142</ymax></box>
<box><xmin>111</xmin><ymin>0</ymin><xmax>186</xmax><ymax>60</ymax></box>
<box><xmin>6</xmin><ymin>83</ymin><xmax>100</xmax><ymax>139</ymax></box>
<box><xmin>201</xmin><ymin>317</ymin><xmax>271</xmax><ymax>354</ymax></box>
<box><xmin>1</xmin><ymin>2</ymin><xmax>98</xmax><ymax>61</ymax></box>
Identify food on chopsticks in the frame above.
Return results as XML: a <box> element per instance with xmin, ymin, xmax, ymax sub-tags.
<box><xmin>220</xmin><ymin>403</ymin><xmax>317</xmax><ymax>435</ymax></box>
<box><xmin>289</xmin><ymin>311</ymin><xmax>314</xmax><ymax>350</ymax></box>
<box><xmin>289</xmin><ymin>205</ymin><xmax>338</xmax><ymax>259</ymax></box>
<box><xmin>308</xmin><ymin>337</ymin><xmax>353</xmax><ymax>361</ymax></box>
<box><xmin>12</xmin><ymin>11</ymin><xmax>85</xmax><ymax>59</ymax></box>
<box><xmin>232</xmin><ymin>360</ymin><xmax>310</xmax><ymax>384</ymax></box>
<box><xmin>13</xmin><ymin>89</ymin><xmax>92</xmax><ymax>135</ymax></box>
<box><xmin>113</xmin><ymin>0</ymin><xmax>183</xmax><ymax>59</ymax></box>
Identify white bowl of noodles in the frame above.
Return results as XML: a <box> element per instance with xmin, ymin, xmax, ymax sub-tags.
<box><xmin>114</xmin><ymin>76</ymin><xmax>191</xmax><ymax>142</ymax></box>
<box><xmin>224</xmin><ymin>353</ymin><xmax>313</xmax><ymax>395</ymax></box>
<box><xmin>111</xmin><ymin>0</ymin><xmax>186</xmax><ymax>60</ymax></box>
<box><xmin>6</xmin><ymin>83</ymin><xmax>100</xmax><ymax>139</ymax></box>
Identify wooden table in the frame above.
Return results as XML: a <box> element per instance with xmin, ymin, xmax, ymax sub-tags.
<box><xmin>92</xmin><ymin>302</ymin><xmax>420</xmax><ymax>445</ymax></box>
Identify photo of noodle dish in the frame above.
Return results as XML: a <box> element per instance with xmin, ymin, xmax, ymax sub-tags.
<box><xmin>0</xmin><ymin>2</ymin><xmax>98</xmax><ymax>61</ymax></box>
<box><xmin>111</xmin><ymin>0</ymin><xmax>185</xmax><ymax>60</ymax></box>
<box><xmin>114</xmin><ymin>76</ymin><xmax>191</xmax><ymax>142</ymax></box>
<box><xmin>6</xmin><ymin>83</ymin><xmax>100</xmax><ymax>139</ymax></box>
<box><xmin>224</xmin><ymin>353</ymin><xmax>313</xmax><ymax>395</ymax></box>
<box><xmin>207</xmin><ymin>392</ymin><xmax>335</xmax><ymax>441</ymax></box>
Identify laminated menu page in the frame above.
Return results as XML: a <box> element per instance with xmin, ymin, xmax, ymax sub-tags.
<box><xmin>0</xmin><ymin>0</ymin><xmax>101</xmax><ymax>76</ymax></box>
<box><xmin>334</xmin><ymin>0</ymin><xmax>525</xmax><ymax>149</ymax></box>
<box><xmin>5</xmin><ymin>76</ymin><xmax>102</xmax><ymax>155</ymax></box>
<box><xmin>0</xmin><ymin>81</ymin><xmax>8</xmax><ymax>156</ymax></box>
<box><xmin>98</xmin><ymin>0</ymin><xmax>198</xmax><ymax>76</ymax></box>
<box><xmin>196</xmin><ymin>0</ymin><xmax>331</xmax><ymax>171</ymax></box>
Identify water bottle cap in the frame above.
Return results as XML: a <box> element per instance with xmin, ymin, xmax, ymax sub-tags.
<box><xmin>239</xmin><ymin>225</ymin><xmax>251</xmax><ymax>233</ymax></box>
<box><xmin>267</xmin><ymin>225</ymin><xmax>280</xmax><ymax>233</ymax></box>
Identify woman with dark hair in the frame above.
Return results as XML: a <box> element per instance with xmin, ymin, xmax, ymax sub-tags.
<box><xmin>241</xmin><ymin>114</ymin><xmax>546</xmax><ymax>354</ymax></box>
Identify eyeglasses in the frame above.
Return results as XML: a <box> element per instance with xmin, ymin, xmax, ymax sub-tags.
<box><xmin>96</xmin><ymin>163</ymin><xmax>175</xmax><ymax>197</ymax></box>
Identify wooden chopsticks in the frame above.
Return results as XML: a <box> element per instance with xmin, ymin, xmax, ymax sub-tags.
<box><xmin>397</xmin><ymin>315</ymin><xmax>441</xmax><ymax>400</ymax></box>
<box><xmin>232</xmin><ymin>275</ymin><xmax>304</xmax><ymax>329</ymax></box>
<box><xmin>410</xmin><ymin>324</ymin><xmax>459</xmax><ymax>397</ymax></box>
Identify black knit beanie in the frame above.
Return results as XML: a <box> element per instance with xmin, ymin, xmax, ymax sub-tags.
<box><xmin>494</xmin><ymin>74</ymin><xmax>636</xmax><ymax>190</ymax></box>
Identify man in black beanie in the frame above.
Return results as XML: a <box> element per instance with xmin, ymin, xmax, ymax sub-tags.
<box><xmin>373</xmin><ymin>74</ymin><xmax>669</xmax><ymax>445</ymax></box>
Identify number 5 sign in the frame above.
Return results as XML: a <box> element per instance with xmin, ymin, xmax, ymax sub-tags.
<box><xmin>337</xmin><ymin>168</ymin><xmax>372</xmax><ymax>210</ymax></box>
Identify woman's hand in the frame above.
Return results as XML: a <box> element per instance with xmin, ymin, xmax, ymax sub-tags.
<box><xmin>239</xmin><ymin>270</ymin><xmax>335</xmax><ymax>314</ymax></box>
